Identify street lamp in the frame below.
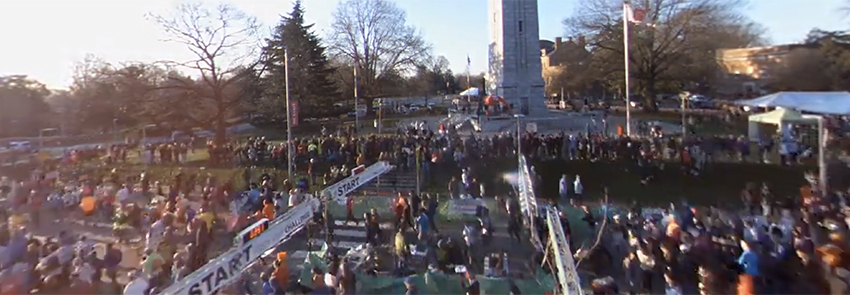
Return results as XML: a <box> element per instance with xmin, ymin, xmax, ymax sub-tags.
<box><xmin>38</xmin><ymin>128</ymin><xmax>57</xmax><ymax>150</ymax></box>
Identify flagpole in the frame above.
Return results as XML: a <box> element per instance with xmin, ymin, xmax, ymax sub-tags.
<box><xmin>285</xmin><ymin>49</ymin><xmax>293</xmax><ymax>182</ymax></box>
<box><xmin>623</xmin><ymin>0</ymin><xmax>632</xmax><ymax>137</ymax></box>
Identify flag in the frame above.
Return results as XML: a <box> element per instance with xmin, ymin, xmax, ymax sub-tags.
<box><xmin>467</xmin><ymin>55</ymin><xmax>471</xmax><ymax>67</ymax></box>
<box><xmin>624</xmin><ymin>3</ymin><xmax>646</xmax><ymax>23</ymax></box>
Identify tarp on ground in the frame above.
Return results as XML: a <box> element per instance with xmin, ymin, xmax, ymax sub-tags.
<box><xmin>298</xmin><ymin>252</ymin><xmax>555</xmax><ymax>294</ymax></box>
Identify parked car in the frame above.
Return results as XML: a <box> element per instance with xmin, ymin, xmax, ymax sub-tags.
<box><xmin>686</xmin><ymin>94</ymin><xmax>713</xmax><ymax>109</ymax></box>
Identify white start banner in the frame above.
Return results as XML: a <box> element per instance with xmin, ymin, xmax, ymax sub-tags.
<box><xmin>322</xmin><ymin>161</ymin><xmax>392</xmax><ymax>203</ymax></box>
<box><xmin>161</xmin><ymin>197</ymin><xmax>319</xmax><ymax>295</ymax></box>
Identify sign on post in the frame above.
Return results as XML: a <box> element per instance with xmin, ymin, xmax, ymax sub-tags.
<box><xmin>526</xmin><ymin>122</ymin><xmax>538</xmax><ymax>133</ymax></box>
<box><xmin>289</xmin><ymin>100</ymin><xmax>301</xmax><ymax>127</ymax></box>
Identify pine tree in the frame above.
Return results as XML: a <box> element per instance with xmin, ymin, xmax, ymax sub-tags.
<box><xmin>259</xmin><ymin>1</ymin><xmax>340</xmax><ymax>121</ymax></box>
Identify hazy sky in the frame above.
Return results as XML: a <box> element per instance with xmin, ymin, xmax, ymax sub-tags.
<box><xmin>1</xmin><ymin>0</ymin><xmax>847</xmax><ymax>89</ymax></box>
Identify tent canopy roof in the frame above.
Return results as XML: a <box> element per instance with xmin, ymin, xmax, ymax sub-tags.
<box><xmin>736</xmin><ymin>91</ymin><xmax>850</xmax><ymax>115</ymax></box>
<box><xmin>748</xmin><ymin>107</ymin><xmax>819</xmax><ymax>125</ymax></box>
<box><xmin>459</xmin><ymin>87</ymin><xmax>480</xmax><ymax>96</ymax></box>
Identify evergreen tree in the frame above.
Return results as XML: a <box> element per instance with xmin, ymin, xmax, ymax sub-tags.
<box><xmin>259</xmin><ymin>1</ymin><xmax>340</xmax><ymax>121</ymax></box>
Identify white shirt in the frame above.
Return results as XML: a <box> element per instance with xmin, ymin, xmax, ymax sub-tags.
<box><xmin>288</xmin><ymin>192</ymin><xmax>299</xmax><ymax>208</ymax></box>
<box><xmin>573</xmin><ymin>179</ymin><xmax>583</xmax><ymax>195</ymax></box>
<box><xmin>123</xmin><ymin>277</ymin><xmax>150</xmax><ymax>295</ymax></box>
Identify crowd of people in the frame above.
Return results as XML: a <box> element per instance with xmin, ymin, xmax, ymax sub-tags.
<box><xmin>548</xmin><ymin>178</ymin><xmax>850</xmax><ymax>295</ymax></box>
<box><xmin>4</xmin><ymin>113</ymin><xmax>850</xmax><ymax>295</ymax></box>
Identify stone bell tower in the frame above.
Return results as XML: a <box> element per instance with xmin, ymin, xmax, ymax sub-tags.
<box><xmin>487</xmin><ymin>0</ymin><xmax>547</xmax><ymax>116</ymax></box>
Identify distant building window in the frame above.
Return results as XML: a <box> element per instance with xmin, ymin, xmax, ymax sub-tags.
<box><xmin>519</xmin><ymin>21</ymin><xmax>523</xmax><ymax>33</ymax></box>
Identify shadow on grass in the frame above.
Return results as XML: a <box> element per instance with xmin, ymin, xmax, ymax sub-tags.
<box><xmin>473</xmin><ymin>158</ymin><xmax>814</xmax><ymax>208</ymax></box>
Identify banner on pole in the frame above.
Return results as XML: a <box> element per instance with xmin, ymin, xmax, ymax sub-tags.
<box><xmin>289</xmin><ymin>100</ymin><xmax>300</xmax><ymax>127</ymax></box>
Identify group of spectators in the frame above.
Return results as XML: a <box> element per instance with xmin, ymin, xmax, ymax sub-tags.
<box><xmin>549</xmin><ymin>179</ymin><xmax>850</xmax><ymax>295</ymax></box>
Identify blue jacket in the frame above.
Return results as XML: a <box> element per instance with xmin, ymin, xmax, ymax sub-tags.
<box><xmin>738</xmin><ymin>250</ymin><xmax>759</xmax><ymax>277</ymax></box>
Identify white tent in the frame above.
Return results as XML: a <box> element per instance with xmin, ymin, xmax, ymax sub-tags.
<box><xmin>459</xmin><ymin>87</ymin><xmax>480</xmax><ymax>96</ymax></box>
<box><xmin>747</xmin><ymin>107</ymin><xmax>819</xmax><ymax>140</ymax></box>
<box><xmin>736</xmin><ymin>91</ymin><xmax>850</xmax><ymax>115</ymax></box>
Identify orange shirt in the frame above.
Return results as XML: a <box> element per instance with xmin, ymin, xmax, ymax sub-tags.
<box><xmin>262</xmin><ymin>203</ymin><xmax>275</xmax><ymax>220</ymax></box>
<box><xmin>272</xmin><ymin>266</ymin><xmax>289</xmax><ymax>287</ymax></box>
<box><xmin>666</xmin><ymin>221</ymin><xmax>681</xmax><ymax>240</ymax></box>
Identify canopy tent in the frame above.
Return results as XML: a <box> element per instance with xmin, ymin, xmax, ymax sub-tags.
<box><xmin>736</xmin><ymin>91</ymin><xmax>850</xmax><ymax>115</ymax></box>
<box><xmin>459</xmin><ymin>87</ymin><xmax>480</xmax><ymax>96</ymax></box>
<box><xmin>748</xmin><ymin>107</ymin><xmax>819</xmax><ymax>125</ymax></box>
<box><xmin>747</xmin><ymin>107</ymin><xmax>819</xmax><ymax>140</ymax></box>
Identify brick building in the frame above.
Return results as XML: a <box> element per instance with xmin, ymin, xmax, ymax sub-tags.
<box><xmin>715</xmin><ymin>44</ymin><xmax>818</xmax><ymax>96</ymax></box>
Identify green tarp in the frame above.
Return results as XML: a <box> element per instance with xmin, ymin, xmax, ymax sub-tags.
<box><xmin>297</xmin><ymin>252</ymin><xmax>556</xmax><ymax>294</ymax></box>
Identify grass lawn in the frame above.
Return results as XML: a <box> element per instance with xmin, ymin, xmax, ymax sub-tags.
<box><xmin>469</xmin><ymin>157</ymin><xmax>814</xmax><ymax>209</ymax></box>
<box><xmin>610</xmin><ymin>109</ymin><xmax>749</xmax><ymax>136</ymax></box>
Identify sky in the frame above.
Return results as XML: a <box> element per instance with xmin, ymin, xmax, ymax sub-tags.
<box><xmin>0</xmin><ymin>0</ymin><xmax>847</xmax><ymax>89</ymax></box>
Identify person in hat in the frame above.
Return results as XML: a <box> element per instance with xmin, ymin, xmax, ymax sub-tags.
<box><xmin>271</xmin><ymin>256</ymin><xmax>288</xmax><ymax>293</ymax></box>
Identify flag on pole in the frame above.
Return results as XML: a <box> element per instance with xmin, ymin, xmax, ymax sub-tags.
<box><xmin>624</xmin><ymin>3</ymin><xmax>646</xmax><ymax>23</ymax></box>
<box><xmin>467</xmin><ymin>55</ymin><xmax>471</xmax><ymax>67</ymax></box>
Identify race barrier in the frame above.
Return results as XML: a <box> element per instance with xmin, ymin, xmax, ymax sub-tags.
<box><xmin>520</xmin><ymin>155</ymin><xmax>581</xmax><ymax>294</ymax></box>
<box><xmin>546</xmin><ymin>209</ymin><xmax>583</xmax><ymax>295</ymax></box>
<box><xmin>165</xmin><ymin>161</ymin><xmax>394</xmax><ymax>295</ymax></box>
<box><xmin>517</xmin><ymin>156</ymin><xmax>542</xmax><ymax>251</ymax></box>
<box><xmin>160</xmin><ymin>197</ymin><xmax>320</xmax><ymax>295</ymax></box>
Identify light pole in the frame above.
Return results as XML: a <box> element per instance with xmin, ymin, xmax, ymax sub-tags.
<box><xmin>818</xmin><ymin>116</ymin><xmax>828</xmax><ymax>195</ymax></box>
<box><xmin>679</xmin><ymin>92</ymin><xmax>690</xmax><ymax>140</ymax></box>
<box><xmin>353</xmin><ymin>64</ymin><xmax>360</xmax><ymax>134</ymax></box>
<box><xmin>623</xmin><ymin>0</ymin><xmax>633</xmax><ymax>136</ymax></box>
<box><xmin>285</xmin><ymin>49</ymin><xmax>294</xmax><ymax>183</ymax></box>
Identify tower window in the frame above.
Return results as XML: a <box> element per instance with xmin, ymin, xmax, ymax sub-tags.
<box><xmin>519</xmin><ymin>21</ymin><xmax>523</xmax><ymax>33</ymax></box>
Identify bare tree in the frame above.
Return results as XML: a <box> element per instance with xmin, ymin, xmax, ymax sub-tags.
<box><xmin>148</xmin><ymin>2</ymin><xmax>261</xmax><ymax>143</ymax></box>
<box><xmin>327</xmin><ymin>0</ymin><xmax>431</xmax><ymax>113</ymax></box>
<box><xmin>564</xmin><ymin>0</ymin><xmax>765</xmax><ymax>107</ymax></box>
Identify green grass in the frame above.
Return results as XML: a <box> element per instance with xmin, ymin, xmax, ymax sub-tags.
<box><xmin>471</xmin><ymin>157</ymin><xmax>813</xmax><ymax>209</ymax></box>
<box><xmin>611</xmin><ymin>110</ymin><xmax>749</xmax><ymax>136</ymax></box>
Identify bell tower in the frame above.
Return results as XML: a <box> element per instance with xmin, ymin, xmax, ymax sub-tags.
<box><xmin>487</xmin><ymin>0</ymin><xmax>546</xmax><ymax>116</ymax></box>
